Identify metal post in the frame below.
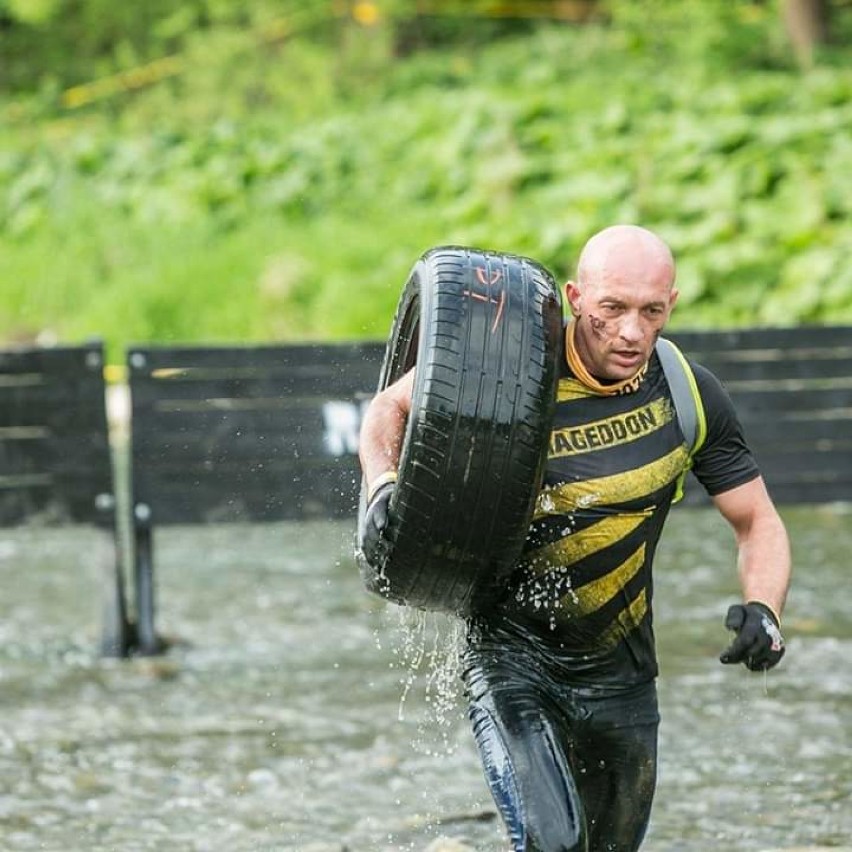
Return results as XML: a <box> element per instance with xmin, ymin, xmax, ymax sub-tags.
<box><xmin>98</xmin><ymin>492</ymin><xmax>133</xmax><ymax>657</ymax></box>
<box><xmin>133</xmin><ymin>501</ymin><xmax>162</xmax><ymax>655</ymax></box>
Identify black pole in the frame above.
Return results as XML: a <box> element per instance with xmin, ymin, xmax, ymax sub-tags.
<box><xmin>98</xmin><ymin>494</ymin><xmax>133</xmax><ymax>657</ymax></box>
<box><xmin>133</xmin><ymin>502</ymin><xmax>162</xmax><ymax>655</ymax></box>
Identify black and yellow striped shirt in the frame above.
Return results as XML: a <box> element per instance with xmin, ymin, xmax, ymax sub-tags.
<box><xmin>478</xmin><ymin>350</ymin><xmax>759</xmax><ymax>686</ymax></box>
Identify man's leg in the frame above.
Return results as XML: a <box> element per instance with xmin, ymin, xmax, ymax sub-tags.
<box><xmin>466</xmin><ymin>664</ymin><xmax>588</xmax><ymax>852</ymax></box>
<box><xmin>571</xmin><ymin>683</ymin><xmax>659</xmax><ymax>852</ymax></box>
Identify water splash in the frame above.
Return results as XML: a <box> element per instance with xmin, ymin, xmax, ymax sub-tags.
<box><xmin>394</xmin><ymin>608</ymin><xmax>429</xmax><ymax>721</ymax></box>
<box><xmin>538</xmin><ymin>490</ymin><xmax>556</xmax><ymax>513</ymax></box>
<box><xmin>423</xmin><ymin>618</ymin><xmax>465</xmax><ymax>730</ymax></box>
<box><xmin>380</xmin><ymin>607</ymin><xmax>466</xmax><ymax>756</ymax></box>
<box><xmin>513</xmin><ymin>557</ymin><xmax>576</xmax><ymax>631</ymax></box>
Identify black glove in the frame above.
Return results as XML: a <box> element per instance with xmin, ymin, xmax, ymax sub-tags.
<box><xmin>360</xmin><ymin>480</ymin><xmax>395</xmax><ymax>567</ymax></box>
<box><xmin>720</xmin><ymin>601</ymin><xmax>785</xmax><ymax>672</ymax></box>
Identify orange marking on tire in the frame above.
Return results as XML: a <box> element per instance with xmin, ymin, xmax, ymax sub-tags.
<box><xmin>491</xmin><ymin>290</ymin><xmax>506</xmax><ymax>334</ymax></box>
<box><xmin>475</xmin><ymin>267</ymin><xmax>503</xmax><ymax>286</ymax></box>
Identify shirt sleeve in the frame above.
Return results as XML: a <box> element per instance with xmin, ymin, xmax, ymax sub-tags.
<box><xmin>689</xmin><ymin>360</ymin><xmax>761</xmax><ymax>497</ymax></box>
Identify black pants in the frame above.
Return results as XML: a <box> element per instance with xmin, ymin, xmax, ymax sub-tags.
<box><xmin>463</xmin><ymin>652</ymin><xmax>659</xmax><ymax>852</ymax></box>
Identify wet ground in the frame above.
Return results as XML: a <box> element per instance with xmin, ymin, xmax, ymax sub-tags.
<box><xmin>1</xmin><ymin>504</ymin><xmax>850</xmax><ymax>851</ymax></box>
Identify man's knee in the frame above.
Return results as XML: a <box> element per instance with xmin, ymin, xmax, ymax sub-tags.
<box><xmin>522</xmin><ymin>785</ymin><xmax>588</xmax><ymax>852</ymax></box>
<box><xmin>524</xmin><ymin>818</ymin><xmax>587</xmax><ymax>852</ymax></box>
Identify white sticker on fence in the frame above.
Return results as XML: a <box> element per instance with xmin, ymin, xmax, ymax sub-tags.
<box><xmin>322</xmin><ymin>400</ymin><xmax>368</xmax><ymax>456</ymax></box>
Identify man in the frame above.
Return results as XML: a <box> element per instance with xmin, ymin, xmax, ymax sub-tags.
<box><xmin>358</xmin><ymin>225</ymin><xmax>791</xmax><ymax>852</ymax></box>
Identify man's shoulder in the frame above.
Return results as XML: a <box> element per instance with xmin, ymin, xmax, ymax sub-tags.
<box><xmin>685</xmin><ymin>358</ymin><xmax>733</xmax><ymax>411</ymax></box>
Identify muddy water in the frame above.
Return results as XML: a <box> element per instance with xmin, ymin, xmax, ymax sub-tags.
<box><xmin>1</xmin><ymin>505</ymin><xmax>849</xmax><ymax>850</ymax></box>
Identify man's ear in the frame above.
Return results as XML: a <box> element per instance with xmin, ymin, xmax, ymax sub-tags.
<box><xmin>668</xmin><ymin>287</ymin><xmax>679</xmax><ymax>316</ymax></box>
<box><xmin>565</xmin><ymin>281</ymin><xmax>582</xmax><ymax>316</ymax></box>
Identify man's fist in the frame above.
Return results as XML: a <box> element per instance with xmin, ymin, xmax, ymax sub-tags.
<box><xmin>359</xmin><ymin>479</ymin><xmax>395</xmax><ymax>566</ymax></box>
<box><xmin>720</xmin><ymin>601</ymin><xmax>785</xmax><ymax>672</ymax></box>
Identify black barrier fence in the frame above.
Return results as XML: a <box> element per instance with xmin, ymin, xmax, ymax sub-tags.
<box><xmin>669</xmin><ymin>326</ymin><xmax>852</xmax><ymax>507</ymax></box>
<box><xmin>2</xmin><ymin>327</ymin><xmax>851</xmax><ymax>656</ymax></box>
<box><xmin>126</xmin><ymin>341</ymin><xmax>384</xmax><ymax>653</ymax></box>
<box><xmin>0</xmin><ymin>341</ymin><xmax>129</xmax><ymax>655</ymax></box>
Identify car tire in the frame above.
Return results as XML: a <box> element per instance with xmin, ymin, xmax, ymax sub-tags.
<box><xmin>357</xmin><ymin>245</ymin><xmax>563</xmax><ymax>616</ymax></box>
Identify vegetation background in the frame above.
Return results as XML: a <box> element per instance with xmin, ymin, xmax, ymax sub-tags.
<box><xmin>1</xmin><ymin>0</ymin><xmax>851</xmax><ymax>362</ymax></box>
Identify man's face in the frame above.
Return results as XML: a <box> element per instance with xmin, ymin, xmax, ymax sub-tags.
<box><xmin>566</xmin><ymin>274</ymin><xmax>678</xmax><ymax>382</ymax></box>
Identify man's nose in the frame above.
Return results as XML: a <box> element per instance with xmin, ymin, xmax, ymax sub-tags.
<box><xmin>619</xmin><ymin>312</ymin><xmax>644</xmax><ymax>344</ymax></box>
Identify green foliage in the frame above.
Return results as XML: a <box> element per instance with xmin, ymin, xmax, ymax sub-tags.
<box><xmin>607</xmin><ymin>0</ymin><xmax>788</xmax><ymax>69</ymax></box>
<box><xmin>0</xmin><ymin>0</ymin><xmax>340</xmax><ymax>92</ymax></box>
<box><xmin>1</xmin><ymin>14</ymin><xmax>851</xmax><ymax>358</ymax></box>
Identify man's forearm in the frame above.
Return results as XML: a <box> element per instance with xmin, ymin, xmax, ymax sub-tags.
<box><xmin>358</xmin><ymin>396</ymin><xmax>408</xmax><ymax>488</ymax></box>
<box><xmin>358</xmin><ymin>370</ymin><xmax>414</xmax><ymax>490</ymax></box>
<box><xmin>737</xmin><ymin>509</ymin><xmax>791</xmax><ymax>622</ymax></box>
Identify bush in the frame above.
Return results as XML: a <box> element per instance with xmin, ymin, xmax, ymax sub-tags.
<box><xmin>1</xmin><ymin>13</ymin><xmax>851</xmax><ymax>356</ymax></box>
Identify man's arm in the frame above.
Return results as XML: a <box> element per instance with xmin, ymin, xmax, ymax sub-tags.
<box><xmin>358</xmin><ymin>368</ymin><xmax>414</xmax><ymax>494</ymax></box>
<box><xmin>712</xmin><ymin>475</ymin><xmax>791</xmax><ymax>671</ymax></box>
<box><xmin>712</xmin><ymin>475</ymin><xmax>791</xmax><ymax>621</ymax></box>
<box><xmin>356</xmin><ymin>370</ymin><xmax>414</xmax><ymax>565</ymax></box>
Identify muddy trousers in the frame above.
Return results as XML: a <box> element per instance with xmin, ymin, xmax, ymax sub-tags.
<box><xmin>465</xmin><ymin>664</ymin><xmax>659</xmax><ymax>852</ymax></box>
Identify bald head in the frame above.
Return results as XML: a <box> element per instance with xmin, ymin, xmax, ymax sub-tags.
<box><xmin>576</xmin><ymin>225</ymin><xmax>675</xmax><ymax>292</ymax></box>
<box><xmin>565</xmin><ymin>225</ymin><xmax>679</xmax><ymax>382</ymax></box>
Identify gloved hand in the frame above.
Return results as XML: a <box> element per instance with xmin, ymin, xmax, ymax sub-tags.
<box><xmin>720</xmin><ymin>601</ymin><xmax>785</xmax><ymax>671</ymax></box>
<box><xmin>360</xmin><ymin>477</ymin><xmax>396</xmax><ymax>566</ymax></box>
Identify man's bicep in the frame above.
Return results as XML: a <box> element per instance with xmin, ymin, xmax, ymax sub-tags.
<box><xmin>712</xmin><ymin>477</ymin><xmax>771</xmax><ymax>536</ymax></box>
